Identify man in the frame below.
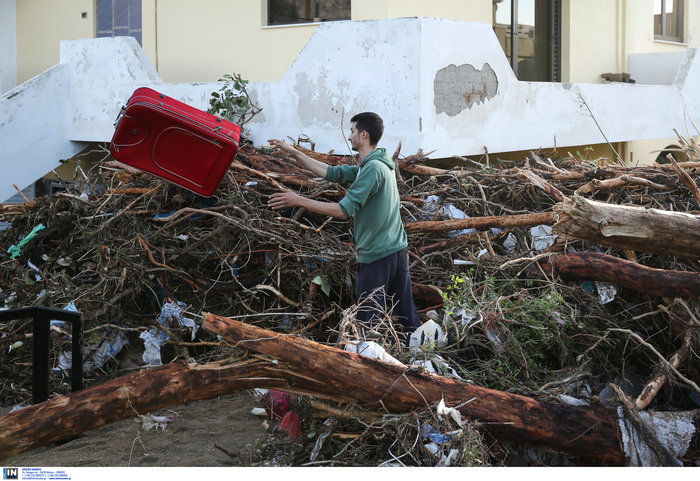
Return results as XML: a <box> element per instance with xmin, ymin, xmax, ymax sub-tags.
<box><xmin>267</xmin><ymin>112</ymin><xmax>421</xmax><ymax>336</ymax></box>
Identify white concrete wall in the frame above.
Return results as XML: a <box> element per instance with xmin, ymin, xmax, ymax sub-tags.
<box><xmin>0</xmin><ymin>65</ymin><xmax>85</xmax><ymax>202</ymax></box>
<box><xmin>245</xmin><ymin>18</ymin><xmax>423</xmax><ymax>156</ymax></box>
<box><xmin>629</xmin><ymin>52</ymin><xmax>687</xmax><ymax>85</ymax></box>
<box><xmin>62</xmin><ymin>37</ymin><xmax>162</xmax><ymax>142</ymax></box>
<box><xmin>0</xmin><ymin>0</ymin><xmax>17</xmax><ymax>94</ymax></box>
<box><xmin>416</xmin><ymin>18</ymin><xmax>699</xmax><ymax>158</ymax></box>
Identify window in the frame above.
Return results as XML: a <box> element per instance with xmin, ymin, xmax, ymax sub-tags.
<box><xmin>493</xmin><ymin>0</ymin><xmax>561</xmax><ymax>82</ymax></box>
<box><xmin>268</xmin><ymin>0</ymin><xmax>350</xmax><ymax>26</ymax></box>
<box><xmin>654</xmin><ymin>0</ymin><xmax>683</xmax><ymax>42</ymax></box>
<box><xmin>97</xmin><ymin>0</ymin><xmax>142</xmax><ymax>46</ymax></box>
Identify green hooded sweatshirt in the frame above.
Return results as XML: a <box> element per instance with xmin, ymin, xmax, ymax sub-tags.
<box><xmin>325</xmin><ymin>148</ymin><xmax>407</xmax><ymax>263</ymax></box>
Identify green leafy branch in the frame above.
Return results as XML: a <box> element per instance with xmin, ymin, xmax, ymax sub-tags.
<box><xmin>208</xmin><ymin>73</ymin><xmax>262</xmax><ymax>127</ymax></box>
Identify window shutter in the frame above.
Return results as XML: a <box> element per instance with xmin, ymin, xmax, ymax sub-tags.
<box><xmin>549</xmin><ymin>0</ymin><xmax>561</xmax><ymax>82</ymax></box>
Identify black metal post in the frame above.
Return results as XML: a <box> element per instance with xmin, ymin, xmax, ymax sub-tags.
<box><xmin>32</xmin><ymin>311</ymin><xmax>51</xmax><ymax>404</ymax></box>
<box><xmin>0</xmin><ymin>306</ymin><xmax>82</xmax><ymax>404</ymax></box>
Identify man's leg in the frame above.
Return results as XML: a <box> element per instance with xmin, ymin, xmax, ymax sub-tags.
<box><xmin>387</xmin><ymin>249</ymin><xmax>421</xmax><ymax>331</ymax></box>
<box><xmin>356</xmin><ymin>250</ymin><xmax>420</xmax><ymax>333</ymax></box>
<box><xmin>355</xmin><ymin>255</ymin><xmax>393</xmax><ymax>331</ymax></box>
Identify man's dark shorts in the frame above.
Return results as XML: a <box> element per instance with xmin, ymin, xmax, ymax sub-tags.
<box><xmin>355</xmin><ymin>248</ymin><xmax>421</xmax><ymax>332</ymax></box>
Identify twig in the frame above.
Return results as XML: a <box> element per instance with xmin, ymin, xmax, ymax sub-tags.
<box><xmin>499</xmin><ymin>252</ymin><xmax>553</xmax><ymax>269</ymax></box>
<box><xmin>634</xmin><ymin>330</ymin><xmax>692</xmax><ymax>410</ymax></box>
<box><xmin>667</xmin><ymin>153</ymin><xmax>700</xmax><ymax>205</ymax></box>
<box><xmin>577</xmin><ymin>93</ymin><xmax>625</xmax><ymax>166</ymax></box>
<box><xmin>12</xmin><ymin>184</ymin><xmax>31</xmax><ymax>203</ymax></box>
<box><xmin>607</xmin><ymin>328</ymin><xmax>700</xmax><ymax>394</ymax></box>
<box><xmin>98</xmin><ymin>186</ymin><xmax>159</xmax><ymax>232</ymax></box>
<box><xmin>254</xmin><ymin>284</ymin><xmax>300</xmax><ymax>307</ymax></box>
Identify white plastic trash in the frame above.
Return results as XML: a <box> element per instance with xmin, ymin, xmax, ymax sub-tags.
<box><xmin>410</xmin><ymin>356</ymin><xmax>463</xmax><ymax>380</ymax></box>
<box><xmin>436</xmin><ymin>398</ymin><xmax>467</xmax><ymax>428</ymax></box>
<box><xmin>595</xmin><ymin>281</ymin><xmax>617</xmax><ymax>304</ymax></box>
<box><xmin>530</xmin><ymin>224</ymin><xmax>557</xmax><ymax>251</ymax></box>
<box><xmin>410</xmin><ymin>320</ymin><xmax>446</xmax><ymax>351</ymax></box>
<box><xmin>345</xmin><ymin>341</ymin><xmax>405</xmax><ymax>366</ymax></box>
<box><xmin>503</xmin><ymin>232</ymin><xmax>518</xmax><ymax>253</ymax></box>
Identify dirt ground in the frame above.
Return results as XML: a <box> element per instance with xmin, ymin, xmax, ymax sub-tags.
<box><xmin>2</xmin><ymin>393</ymin><xmax>274</xmax><ymax>467</ymax></box>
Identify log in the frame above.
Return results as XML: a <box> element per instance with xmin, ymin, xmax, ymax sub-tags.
<box><xmin>201</xmin><ymin>314</ymin><xmax>627</xmax><ymax>463</ymax></box>
<box><xmin>0</xmin><ymin>360</ymin><xmax>292</xmax><ymax>459</ymax></box>
<box><xmin>405</xmin><ymin>211</ymin><xmax>555</xmax><ymax>233</ymax></box>
<box><xmin>540</xmin><ymin>252</ymin><xmax>700</xmax><ymax>298</ymax></box>
<box><xmin>553</xmin><ymin>195</ymin><xmax>700</xmax><ymax>259</ymax></box>
<box><xmin>396</xmin><ymin>160</ymin><xmax>473</xmax><ymax>178</ymax></box>
<box><xmin>2</xmin><ymin>315</ymin><xmax>697</xmax><ymax>464</ymax></box>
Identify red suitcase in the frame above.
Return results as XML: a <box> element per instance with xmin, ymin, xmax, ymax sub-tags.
<box><xmin>109</xmin><ymin>87</ymin><xmax>241</xmax><ymax>197</ymax></box>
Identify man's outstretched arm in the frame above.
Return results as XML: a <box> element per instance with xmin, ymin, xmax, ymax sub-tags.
<box><xmin>268</xmin><ymin>188</ymin><xmax>346</xmax><ymax>219</ymax></box>
<box><xmin>268</xmin><ymin>139</ymin><xmax>329</xmax><ymax>178</ymax></box>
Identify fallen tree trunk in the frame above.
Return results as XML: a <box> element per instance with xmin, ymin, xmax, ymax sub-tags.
<box><xmin>203</xmin><ymin>314</ymin><xmax>629</xmax><ymax>463</ymax></box>
<box><xmin>553</xmin><ymin>196</ymin><xmax>700</xmax><ymax>259</ymax></box>
<box><xmin>0</xmin><ymin>315</ymin><xmax>629</xmax><ymax>463</ymax></box>
<box><xmin>405</xmin><ymin>211</ymin><xmax>555</xmax><ymax>233</ymax></box>
<box><xmin>2</xmin><ymin>315</ymin><xmax>698</xmax><ymax>464</ymax></box>
<box><xmin>540</xmin><ymin>252</ymin><xmax>700</xmax><ymax>298</ymax></box>
<box><xmin>0</xmin><ymin>360</ymin><xmax>295</xmax><ymax>460</ymax></box>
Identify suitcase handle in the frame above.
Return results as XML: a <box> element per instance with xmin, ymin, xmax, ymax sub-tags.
<box><xmin>113</xmin><ymin>105</ymin><xmax>127</xmax><ymax>127</ymax></box>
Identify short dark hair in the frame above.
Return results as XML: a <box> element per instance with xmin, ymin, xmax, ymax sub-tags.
<box><xmin>351</xmin><ymin>112</ymin><xmax>384</xmax><ymax>146</ymax></box>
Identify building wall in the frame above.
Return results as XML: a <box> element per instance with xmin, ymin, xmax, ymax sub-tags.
<box><xmin>0</xmin><ymin>0</ymin><xmax>17</xmax><ymax>94</ymax></box>
<box><xmin>563</xmin><ymin>0</ymin><xmax>620</xmax><ymax>83</ymax></box>
<box><xmin>352</xmin><ymin>0</ymin><xmax>491</xmax><ymax>23</ymax></box>
<box><xmin>563</xmin><ymin>0</ymin><xmax>699</xmax><ymax>84</ymax></box>
<box><xmin>15</xmin><ymin>1</ymin><xmax>700</xmax><ymax>85</ymax></box>
<box><xmin>16</xmin><ymin>0</ymin><xmax>94</xmax><ymax>84</ymax></box>
<box><xmin>140</xmin><ymin>0</ymin><xmax>492</xmax><ymax>84</ymax></box>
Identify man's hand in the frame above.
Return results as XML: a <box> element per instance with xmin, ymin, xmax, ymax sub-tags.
<box><xmin>267</xmin><ymin>188</ymin><xmax>302</xmax><ymax>210</ymax></box>
<box><xmin>268</xmin><ymin>138</ymin><xmax>297</xmax><ymax>156</ymax></box>
<box><xmin>267</xmin><ymin>187</ymin><xmax>346</xmax><ymax>219</ymax></box>
<box><xmin>267</xmin><ymin>138</ymin><xmax>329</xmax><ymax>178</ymax></box>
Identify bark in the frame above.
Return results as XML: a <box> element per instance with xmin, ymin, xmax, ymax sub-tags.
<box><xmin>412</xmin><ymin>283</ymin><xmax>443</xmax><ymax>308</ymax></box>
<box><xmin>553</xmin><ymin>195</ymin><xmax>700</xmax><ymax>259</ymax></box>
<box><xmin>405</xmin><ymin>211</ymin><xmax>555</xmax><ymax>233</ymax></box>
<box><xmin>575</xmin><ymin>174</ymin><xmax>672</xmax><ymax>195</ymax></box>
<box><xmin>1</xmin><ymin>314</ymin><xmax>627</xmax><ymax>463</ymax></box>
<box><xmin>519</xmin><ymin>169</ymin><xmax>565</xmax><ymax>202</ymax></box>
<box><xmin>540</xmin><ymin>252</ymin><xmax>700</xmax><ymax>298</ymax></box>
<box><xmin>202</xmin><ymin>314</ymin><xmax>628</xmax><ymax>463</ymax></box>
<box><xmin>3</xmin><ymin>315</ymin><xmax>698</xmax><ymax>464</ymax></box>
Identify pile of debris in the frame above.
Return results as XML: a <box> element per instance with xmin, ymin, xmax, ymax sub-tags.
<box><xmin>0</xmin><ymin>134</ymin><xmax>698</xmax><ymax>467</ymax></box>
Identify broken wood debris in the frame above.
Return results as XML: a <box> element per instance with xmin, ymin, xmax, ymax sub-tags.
<box><xmin>0</xmin><ymin>135</ymin><xmax>699</xmax><ymax>466</ymax></box>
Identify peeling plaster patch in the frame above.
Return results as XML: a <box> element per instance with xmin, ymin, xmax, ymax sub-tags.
<box><xmin>293</xmin><ymin>71</ymin><xmax>356</xmax><ymax>126</ymax></box>
<box><xmin>434</xmin><ymin>63</ymin><xmax>498</xmax><ymax>116</ymax></box>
